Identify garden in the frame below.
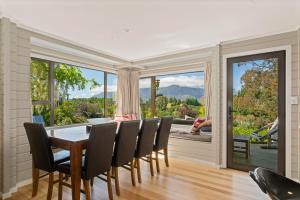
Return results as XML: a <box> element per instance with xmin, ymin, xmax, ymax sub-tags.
<box><xmin>31</xmin><ymin>59</ymin><xmax>116</xmax><ymax>126</ymax></box>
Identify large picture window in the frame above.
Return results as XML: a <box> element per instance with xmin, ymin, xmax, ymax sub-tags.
<box><xmin>30</xmin><ymin>58</ymin><xmax>117</xmax><ymax>126</ymax></box>
<box><xmin>139</xmin><ymin>71</ymin><xmax>205</xmax><ymax>119</ymax></box>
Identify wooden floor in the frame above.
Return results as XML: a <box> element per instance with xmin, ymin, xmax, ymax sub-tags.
<box><xmin>4</xmin><ymin>158</ymin><xmax>268</xmax><ymax>200</ymax></box>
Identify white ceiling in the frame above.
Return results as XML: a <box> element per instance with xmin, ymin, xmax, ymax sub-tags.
<box><xmin>1</xmin><ymin>0</ymin><xmax>300</xmax><ymax>60</ymax></box>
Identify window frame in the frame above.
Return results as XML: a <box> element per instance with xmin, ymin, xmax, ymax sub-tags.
<box><xmin>31</xmin><ymin>57</ymin><xmax>117</xmax><ymax>126</ymax></box>
<box><xmin>140</xmin><ymin>70</ymin><xmax>205</xmax><ymax>118</ymax></box>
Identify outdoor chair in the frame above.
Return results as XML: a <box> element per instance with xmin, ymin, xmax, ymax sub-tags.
<box><xmin>32</xmin><ymin>115</ymin><xmax>46</xmax><ymax>126</ymax></box>
<box><xmin>250</xmin><ymin>167</ymin><xmax>300</xmax><ymax>200</ymax></box>
<box><xmin>250</xmin><ymin>118</ymin><xmax>278</xmax><ymax>148</ymax></box>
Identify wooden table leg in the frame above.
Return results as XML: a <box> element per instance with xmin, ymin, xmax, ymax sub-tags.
<box><xmin>70</xmin><ymin>142</ymin><xmax>83</xmax><ymax>200</ymax></box>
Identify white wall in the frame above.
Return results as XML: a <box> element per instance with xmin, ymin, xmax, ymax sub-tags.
<box><xmin>0</xmin><ymin>18</ymin><xmax>31</xmax><ymax>197</ymax></box>
<box><xmin>218</xmin><ymin>30</ymin><xmax>299</xmax><ymax>179</ymax></box>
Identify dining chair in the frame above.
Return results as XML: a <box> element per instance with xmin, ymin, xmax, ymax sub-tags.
<box><xmin>153</xmin><ymin>117</ymin><xmax>173</xmax><ymax>173</ymax></box>
<box><xmin>111</xmin><ymin>120</ymin><xmax>140</xmax><ymax>196</ymax></box>
<box><xmin>250</xmin><ymin>167</ymin><xmax>300</xmax><ymax>199</ymax></box>
<box><xmin>135</xmin><ymin>118</ymin><xmax>159</xmax><ymax>183</ymax></box>
<box><xmin>23</xmin><ymin>122</ymin><xmax>70</xmax><ymax>200</ymax></box>
<box><xmin>57</xmin><ymin>123</ymin><xmax>117</xmax><ymax>200</ymax></box>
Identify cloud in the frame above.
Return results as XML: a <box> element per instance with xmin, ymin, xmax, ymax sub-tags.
<box><xmin>139</xmin><ymin>75</ymin><xmax>204</xmax><ymax>88</ymax></box>
<box><xmin>139</xmin><ymin>78</ymin><xmax>151</xmax><ymax>88</ymax></box>
<box><xmin>69</xmin><ymin>84</ymin><xmax>117</xmax><ymax>99</ymax></box>
<box><xmin>158</xmin><ymin>75</ymin><xmax>204</xmax><ymax>88</ymax></box>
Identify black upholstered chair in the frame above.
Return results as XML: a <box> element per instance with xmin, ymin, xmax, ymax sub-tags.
<box><xmin>23</xmin><ymin>122</ymin><xmax>70</xmax><ymax>200</ymax></box>
<box><xmin>153</xmin><ymin>117</ymin><xmax>173</xmax><ymax>173</ymax></box>
<box><xmin>250</xmin><ymin>167</ymin><xmax>300</xmax><ymax>200</ymax></box>
<box><xmin>111</xmin><ymin>120</ymin><xmax>140</xmax><ymax>195</ymax></box>
<box><xmin>135</xmin><ymin>118</ymin><xmax>159</xmax><ymax>183</ymax></box>
<box><xmin>57</xmin><ymin>123</ymin><xmax>117</xmax><ymax>200</ymax></box>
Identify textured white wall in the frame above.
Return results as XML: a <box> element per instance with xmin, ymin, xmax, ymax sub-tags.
<box><xmin>0</xmin><ymin>18</ymin><xmax>31</xmax><ymax>197</ymax></box>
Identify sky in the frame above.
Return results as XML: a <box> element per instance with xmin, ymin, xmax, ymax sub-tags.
<box><xmin>139</xmin><ymin>71</ymin><xmax>205</xmax><ymax>89</ymax></box>
<box><xmin>69</xmin><ymin>70</ymin><xmax>204</xmax><ymax>99</ymax></box>
<box><xmin>68</xmin><ymin>59</ymin><xmax>274</xmax><ymax>99</ymax></box>
<box><xmin>232</xmin><ymin>59</ymin><xmax>276</xmax><ymax>92</ymax></box>
<box><xmin>69</xmin><ymin>67</ymin><xmax>117</xmax><ymax>99</ymax></box>
<box><xmin>232</xmin><ymin>62</ymin><xmax>254</xmax><ymax>92</ymax></box>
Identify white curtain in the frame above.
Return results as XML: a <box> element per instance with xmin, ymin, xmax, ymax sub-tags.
<box><xmin>130</xmin><ymin>71</ymin><xmax>140</xmax><ymax>118</ymax></box>
<box><xmin>204</xmin><ymin>62</ymin><xmax>212</xmax><ymax>119</ymax></box>
<box><xmin>116</xmin><ymin>69</ymin><xmax>140</xmax><ymax>119</ymax></box>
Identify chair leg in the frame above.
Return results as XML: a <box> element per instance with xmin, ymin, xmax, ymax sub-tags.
<box><xmin>113</xmin><ymin>167</ymin><xmax>120</xmax><ymax>196</ymax></box>
<box><xmin>58</xmin><ymin>172</ymin><xmax>63</xmax><ymax>200</ymax></box>
<box><xmin>107</xmin><ymin>170</ymin><xmax>113</xmax><ymax>200</ymax></box>
<box><xmin>90</xmin><ymin>178</ymin><xmax>94</xmax><ymax>187</ymax></box>
<box><xmin>47</xmin><ymin>172</ymin><xmax>54</xmax><ymax>200</ymax></box>
<box><xmin>149</xmin><ymin>153</ymin><xmax>154</xmax><ymax>176</ymax></box>
<box><xmin>130</xmin><ymin>160</ymin><xmax>136</xmax><ymax>186</ymax></box>
<box><xmin>136</xmin><ymin>158</ymin><xmax>142</xmax><ymax>183</ymax></box>
<box><xmin>83</xmin><ymin>179</ymin><xmax>91</xmax><ymax>200</ymax></box>
<box><xmin>163</xmin><ymin>147</ymin><xmax>169</xmax><ymax>167</ymax></box>
<box><xmin>32</xmin><ymin>167</ymin><xmax>39</xmax><ymax>197</ymax></box>
<box><xmin>155</xmin><ymin>151</ymin><xmax>160</xmax><ymax>173</ymax></box>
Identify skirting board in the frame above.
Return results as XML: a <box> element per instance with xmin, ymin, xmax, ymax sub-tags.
<box><xmin>169</xmin><ymin>154</ymin><xmax>221</xmax><ymax>168</ymax></box>
<box><xmin>1</xmin><ymin>178</ymin><xmax>32</xmax><ymax>199</ymax></box>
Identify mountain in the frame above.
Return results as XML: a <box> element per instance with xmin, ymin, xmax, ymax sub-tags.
<box><xmin>94</xmin><ymin>85</ymin><xmax>204</xmax><ymax>100</ymax></box>
<box><xmin>140</xmin><ymin>85</ymin><xmax>204</xmax><ymax>100</ymax></box>
<box><xmin>93</xmin><ymin>91</ymin><xmax>115</xmax><ymax>98</ymax></box>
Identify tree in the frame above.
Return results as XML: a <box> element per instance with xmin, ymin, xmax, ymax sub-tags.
<box><xmin>185</xmin><ymin>97</ymin><xmax>200</xmax><ymax>106</ymax></box>
<box><xmin>31</xmin><ymin>60</ymin><xmax>49</xmax><ymax>101</ymax></box>
<box><xmin>54</xmin><ymin>63</ymin><xmax>101</xmax><ymax>103</ymax></box>
<box><xmin>31</xmin><ymin>60</ymin><xmax>103</xmax><ymax>125</ymax></box>
<box><xmin>233</xmin><ymin>59</ymin><xmax>278</xmax><ymax>129</ymax></box>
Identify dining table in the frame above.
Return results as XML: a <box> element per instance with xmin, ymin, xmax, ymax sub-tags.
<box><xmin>46</xmin><ymin>120</ymin><xmax>113</xmax><ymax>200</ymax></box>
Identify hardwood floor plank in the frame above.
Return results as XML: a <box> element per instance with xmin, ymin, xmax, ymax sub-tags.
<box><xmin>3</xmin><ymin>158</ymin><xmax>268</xmax><ymax>200</ymax></box>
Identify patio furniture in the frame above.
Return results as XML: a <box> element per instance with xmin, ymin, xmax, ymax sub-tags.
<box><xmin>233</xmin><ymin>135</ymin><xmax>250</xmax><ymax>159</ymax></box>
<box><xmin>111</xmin><ymin>120</ymin><xmax>140</xmax><ymax>196</ymax></box>
<box><xmin>32</xmin><ymin>115</ymin><xmax>45</xmax><ymax>126</ymax></box>
<box><xmin>250</xmin><ymin>118</ymin><xmax>278</xmax><ymax>148</ymax></box>
<box><xmin>153</xmin><ymin>117</ymin><xmax>173</xmax><ymax>173</ymax></box>
<box><xmin>57</xmin><ymin>123</ymin><xmax>117</xmax><ymax>200</ymax></box>
<box><xmin>135</xmin><ymin>118</ymin><xmax>159</xmax><ymax>183</ymax></box>
<box><xmin>23</xmin><ymin>123</ymin><xmax>70</xmax><ymax>200</ymax></box>
<box><xmin>172</xmin><ymin>118</ymin><xmax>194</xmax><ymax>125</ymax></box>
<box><xmin>250</xmin><ymin>167</ymin><xmax>300</xmax><ymax>200</ymax></box>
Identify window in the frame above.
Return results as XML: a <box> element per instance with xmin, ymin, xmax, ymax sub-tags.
<box><xmin>31</xmin><ymin>59</ymin><xmax>51</xmax><ymax>126</ymax></box>
<box><xmin>30</xmin><ymin>58</ymin><xmax>117</xmax><ymax>126</ymax></box>
<box><xmin>140</xmin><ymin>71</ymin><xmax>205</xmax><ymax>119</ymax></box>
<box><xmin>106</xmin><ymin>73</ymin><xmax>118</xmax><ymax>117</ymax></box>
<box><xmin>139</xmin><ymin>78</ymin><xmax>152</xmax><ymax>119</ymax></box>
<box><xmin>54</xmin><ymin>64</ymin><xmax>105</xmax><ymax>126</ymax></box>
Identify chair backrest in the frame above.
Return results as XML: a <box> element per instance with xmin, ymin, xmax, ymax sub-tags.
<box><xmin>135</xmin><ymin>118</ymin><xmax>159</xmax><ymax>158</ymax></box>
<box><xmin>23</xmin><ymin>122</ymin><xmax>54</xmax><ymax>172</ymax></box>
<box><xmin>112</xmin><ymin>120</ymin><xmax>140</xmax><ymax>167</ymax></box>
<box><xmin>32</xmin><ymin>115</ymin><xmax>45</xmax><ymax>126</ymax></box>
<box><xmin>84</xmin><ymin>123</ymin><xmax>117</xmax><ymax>179</ymax></box>
<box><xmin>154</xmin><ymin>117</ymin><xmax>173</xmax><ymax>151</ymax></box>
<box><xmin>250</xmin><ymin>167</ymin><xmax>300</xmax><ymax>199</ymax></box>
